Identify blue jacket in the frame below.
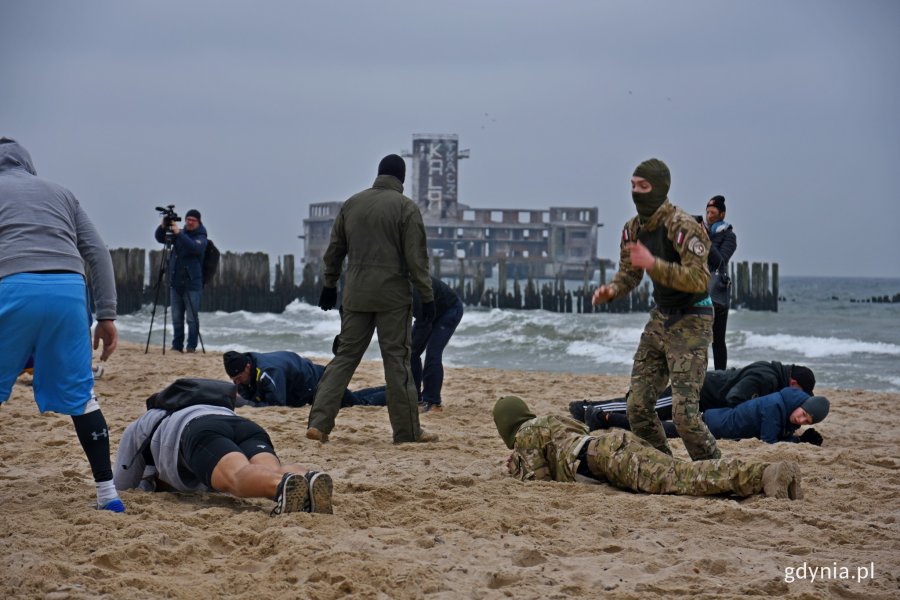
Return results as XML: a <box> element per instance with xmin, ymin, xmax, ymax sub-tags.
<box><xmin>236</xmin><ymin>351</ymin><xmax>324</xmax><ymax>407</ymax></box>
<box><xmin>155</xmin><ymin>222</ymin><xmax>208</xmax><ymax>291</ymax></box>
<box><xmin>702</xmin><ymin>387</ymin><xmax>808</xmax><ymax>443</ymax></box>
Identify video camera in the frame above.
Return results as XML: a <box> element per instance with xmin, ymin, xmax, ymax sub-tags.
<box><xmin>156</xmin><ymin>205</ymin><xmax>182</xmax><ymax>228</ymax></box>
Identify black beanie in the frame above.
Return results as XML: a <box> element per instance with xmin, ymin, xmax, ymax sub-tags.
<box><xmin>223</xmin><ymin>351</ymin><xmax>250</xmax><ymax>377</ymax></box>
<box><xmin>791</xmin><ymin>365</ymin><xmax>816</xmax><ymax>395</ymax></box>
<box><xmin>185</xmin><ymin>209</ymin><xmax>202</xmax><ymax>222</ymax></box>
<box><xmin>801</xmin><ymin>395</ymin><xmax>830</xmax><ymax>424</ymax></box>
<box><xmin>707</xmin><ymin>196</ymin><xmax>726</xmax><ymax>212</ymax></box>
<box><xmin>377</xmin><ymin>154</ymin><xmax>406</xmax><ymax>184</ymax></box>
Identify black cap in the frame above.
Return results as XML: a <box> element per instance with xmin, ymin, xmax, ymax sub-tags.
<box><xmin>223</xmin><ymin>351</ymin><xmax>250</xmax><ymax>377</ymax></box>
<box><xmin>791</xmin><ymin>365</ymin><xmax>816</xmax><ymax>395</ymax></box>
<box><xmin>707</xmin><ymin>195</ymin><xmax>726</xmax><ymax>212</ymax></box>
<box><xmin>185</xmin><ymin>209</ymin><xmax>202</xmax><ymax>222</ymax></box>
<box><xmin>377</xmin><ymin>154</ymin><xmax>406</xmax><ymax>184</ymax></box>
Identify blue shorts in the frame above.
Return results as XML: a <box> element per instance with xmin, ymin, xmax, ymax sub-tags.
<box><xmin>0</xmin><ymin>273</ymin><xmax>94</xmax><ymax>415</ymax></box>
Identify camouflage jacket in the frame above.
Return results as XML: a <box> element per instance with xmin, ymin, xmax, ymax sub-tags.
<box><xmin>608</xmin><ymin>200</ymin><xmax>711</xmax><ymax>309</ymax></box>
<box><xmin>508</xmin><ymin>415</ymin><xmax>592</xmax><ymax>483</ymax></box>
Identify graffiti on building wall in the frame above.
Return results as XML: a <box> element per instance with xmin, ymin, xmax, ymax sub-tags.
<box><xmin>413</xmin><ymin>135</ymin><xmax>458</xmax><ymax>217</ymax></box>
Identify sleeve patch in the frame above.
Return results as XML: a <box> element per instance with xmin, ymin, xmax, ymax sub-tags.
<box><xmin>676</xmin><ymin>230</ymin><xmax>685</xmax><ymax>245</ymax></box>
<box><xmin>622</xmin><ymin>227</ymin><xmax>631</xmax><ymax>243</ymax></box>
<box><xmin>687</xmin><ymin>236</ymin><xmax>706</xmax><ymax>256</ymax></box>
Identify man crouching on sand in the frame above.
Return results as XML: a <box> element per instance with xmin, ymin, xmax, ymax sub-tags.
<box><xmin>113</xmin><ymin>380</ymin><xmax>334</xmax><ymax>515</ymax></box>
<box><xmin>493</xmin><ymin>396</ymin><xmax>802</xmax><ymax>500</ymax></box>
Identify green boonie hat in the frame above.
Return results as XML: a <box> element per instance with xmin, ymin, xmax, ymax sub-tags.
<box><xmin>801</xmin><ymin>396</ymin><xmax>830</xmax><ymax>424</ymax></box>
<box><xmin>493</xmin><ymin>396</ymin><xmax>536</xmax><ymax>449</ymax></box>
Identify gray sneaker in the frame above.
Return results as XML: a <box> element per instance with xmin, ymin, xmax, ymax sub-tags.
<box><xmin>305</xmin><ymin>471</ymin><xmax>334</xmax><ymax>515</ymax></box>
<box><xmin>271</xmin><ymin>473</ymin><xmax>309</xmax><ymax>516</ymax></box>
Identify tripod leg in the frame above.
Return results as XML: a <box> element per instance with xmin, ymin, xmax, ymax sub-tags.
<box><xmin>145</xmin><ymin>243</ymin><xmax>171</xmax><ymax>354</ymax></box>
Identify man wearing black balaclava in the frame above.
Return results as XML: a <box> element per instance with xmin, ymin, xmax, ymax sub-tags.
<box><xmin>307</xmin><ymin>154</ymin><xmax>436</xmax><ymax>444</ymax></box>
<box><xmin>592</xmin><ymin>159</ymin><xmax>720</xmax><ymax>461</ymax></box>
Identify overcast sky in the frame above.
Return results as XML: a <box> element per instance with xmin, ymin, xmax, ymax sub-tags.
<box><xmin>3</xmin><ymin>0</ymin><xmax>898</xmax><ymax>278</ymax></box>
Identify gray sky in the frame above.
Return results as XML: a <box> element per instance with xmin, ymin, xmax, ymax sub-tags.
<box><xmin>3</xmin><ymin>0</ymin><xmax>899</xmax><ymax>278</ymax></box>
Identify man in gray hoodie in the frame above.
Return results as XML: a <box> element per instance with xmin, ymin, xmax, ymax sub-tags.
<box><xmin>113</xmin><ymin>400</ymin><xmax>334</xmax><ymax>515</ymax></box>
<box><xmin>0</xmin><ymin>137</ymin><xmax>122</xmax><ymax>511</ymax></box>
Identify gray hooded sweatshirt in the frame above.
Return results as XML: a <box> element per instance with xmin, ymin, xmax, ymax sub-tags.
<box><xmin>0</xmin><ymin>137</ymin><xmax>117</xmax><ymax>320</ymax></box>
<box><xmin>113</xmin><ymin>404</ymin><xmax>237</xmax><ymax>492</ymax></box>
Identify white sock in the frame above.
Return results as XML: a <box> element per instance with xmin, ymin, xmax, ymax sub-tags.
<box><xmin>96</xmin><ymin>479</ymin><xmax>119</xmax><ymax>505</ymax></box>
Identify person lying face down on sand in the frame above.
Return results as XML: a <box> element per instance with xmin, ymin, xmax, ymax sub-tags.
<box><xmin>583</xmin><ymin>387</ymin><xmax>830</xmax><ymax>446</ymax></box>
<box><xmin>113</xmin><ymin>379</ymin><xmax>334</xmax><ymax>515</ymax></box>
<box><xmin>493</xmin><ymin>396</ymin><xmax>802</xmax><ymax>500</ymax></box>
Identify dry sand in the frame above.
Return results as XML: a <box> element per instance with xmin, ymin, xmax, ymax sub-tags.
<box><xmin>1</xmin><ymin>342</ymin><xmax>898</xmax><ymax>599</ymax></box>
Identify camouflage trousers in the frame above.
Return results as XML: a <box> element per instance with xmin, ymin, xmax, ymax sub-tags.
<box><xmin>628</xmin><ymin>308</ymin><xmax>720</xmax><ymax>460</ymax></box>
<box><xmin>585</xmin><ymin>430</ymin><xmax>766</xmax><ymax>497</ymax></box>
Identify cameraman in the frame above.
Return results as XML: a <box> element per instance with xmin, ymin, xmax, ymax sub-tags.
<box><xmin>154</xmin><ymin>208</ymin><xmax>207</xmax><ymax>353</ymax></box>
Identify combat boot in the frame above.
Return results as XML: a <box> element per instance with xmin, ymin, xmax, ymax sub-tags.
<box><xmin>414</xmin><ymin>429</ymin><xmax>439</xmax><ymax>443</ymax></box>
<box><xmin>306</xmin><ymin>427</ymin><xmax>329</xmax><ymax>443</ymax></box>
<box><xmin>762</xmin><ymin>462</ymin><xmax>803</xmax><ymax>500</ymax></box>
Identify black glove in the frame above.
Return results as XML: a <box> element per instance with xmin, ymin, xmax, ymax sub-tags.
<box><xmin>318</xmin><ymin>287</ymin><xmax>337</xmax><ymax>311</ymax></box>
<box><xmin>421</xmin><ymin>301</ymin><xmax>436</xmax><ymax>324</ymax></box>
<box><xmin>799</xmin><ymin>428</ymin><xmax>823</xmax><ymax>446</ymax></box>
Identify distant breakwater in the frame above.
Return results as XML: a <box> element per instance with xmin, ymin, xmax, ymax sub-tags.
<box><xmin>106</xmin><ymin>248</ymin><xmax>785</xmax><ymax>315</ymax></box>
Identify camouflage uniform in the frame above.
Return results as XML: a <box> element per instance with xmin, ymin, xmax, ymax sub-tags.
<box><xmin>508</xmin><ymin>416</ymin><xmax>765</xmax><ymax>497</ymax></box>
<box><xmin>607</xmin><ymin>200</ymin><xmax>719</xmax><ymax>460</ymax></box>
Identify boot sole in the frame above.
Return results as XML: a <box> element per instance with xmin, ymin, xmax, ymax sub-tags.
<box><xmin>308</xmin><ymin>472</ymin><xmax>334</xmax><ymax>514</ymax></box>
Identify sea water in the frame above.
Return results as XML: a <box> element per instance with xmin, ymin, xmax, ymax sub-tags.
<box><xmin>117</xmin><ymin>276</ymin><xmax>900</xmax><ymax>393</ymax></box>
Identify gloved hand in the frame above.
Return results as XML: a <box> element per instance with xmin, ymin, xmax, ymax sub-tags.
<box><xmin>318</xmin><ymin>287</ymin><xmax>337</xmax><ymax>311</ymax></box>
<box><xmin>421</xmin><ymin>301</ymin><xmax>436</xmax><ymax>324</ymax></box>
<box><xmin>799</xmin><ymin>428</ymin><xmax>824</xmax><ymax>446</ymax></box>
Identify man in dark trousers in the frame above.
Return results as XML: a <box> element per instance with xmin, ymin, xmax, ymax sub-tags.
<box><xmin>585</xmin><ymin>387</ymin><xmax>830</xmax><ymax>446</ymax></box>
<box><xmin>154</xmin><ymin>208</ymin><xmax>207</xmax><ymax>353</ymax></box>
<box><xmin>0</xmin><ymin>137</ymin><xmax>123</xmax><ymax>512</ymax></box>
<box><xmin>571</xmin><ymin>361</ymin><xmax>817</xmax><ymax>426</ymax></box>
<box><xmin>223</xmin><ymin>350</ymin><xmax>386</xmax><ymax>408</ymax></box>
<box><xmin>308</xmin><ymin>154</ymin><xmax>436</xmax><ymax>444</ymax></box>
<box><xmin>411</xmin><ymin>276</ymin><xmax>464</xmax><ymax>413</ymax></box>
<box><xmin>593</xmin><ymin>158</ymin><xmax>719</xmax><ymax>461</ymax></box>
<box><xmin>705</xmin><ymin>195</ymin><xmax>737</xmax><ymax>369</ymax></box>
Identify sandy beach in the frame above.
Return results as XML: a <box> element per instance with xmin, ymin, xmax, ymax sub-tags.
<box><xmin>1</xmin><ymin>341</ymin><xmax>898</xmax><ymax>599</ymax></box>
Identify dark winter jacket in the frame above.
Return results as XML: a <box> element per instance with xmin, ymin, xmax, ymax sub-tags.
<box><xmin>412</xmin><ymin>276</ymin><xmax>462</xmax><ymax>321</ymax></box>
<box><xmin>700</xmin><ymin>361</ymin><xmax>794</xmax><ymax>409</ymax></box>
<box><xmin>706</xmin><ymin>221</ymin><xmax>736</xmax><ymax>306</ymax></box>
<box><xmin>154</xmin><ymin>222</ymin><xmax>208</xmax><ymax>291</ymax></box>
<box><xmin>702</xmin><ymin>387</ymin><xmax>808</xmax><ymax>443</ymax></box>
<box><xmin>236</xmin><ymin>351</ymin><xmax>324</xmax><ymax>407</ymax></box>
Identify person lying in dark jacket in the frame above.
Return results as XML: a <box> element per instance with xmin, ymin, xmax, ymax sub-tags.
<box><xmin>570</xmin><ymin>361</ymin><xmax>816</xmax><ymax>429</ymax></box>
<box><xmin>223</xmin><ymin>351</ymin><xmax>386</xmax><ymax>408</ymax></box>
<box><xmin>591</xmin><ymin>387</ymin><xmax>830</xmax><ymax>445</ymax></box>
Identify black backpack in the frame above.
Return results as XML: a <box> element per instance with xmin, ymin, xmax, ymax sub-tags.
<box><xmin>202</xmin><ymin>239</ymin><xmax>220</xmax><ymax>287</ymax></box>
<box><xmin>123</xmin><ymin>379</ymin><xmax>237</xmax><ymax>470</ymax></box>
<box><xmin>145</xmin><ymin>378</ymin><xmax>236</xmax><ymax>411</ymax></box>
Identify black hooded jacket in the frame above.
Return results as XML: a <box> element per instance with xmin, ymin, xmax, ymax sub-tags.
<box><xmin>701</xmin><ymin>360</ymin><xmax>794</xmax><ymax>409</ymax></box>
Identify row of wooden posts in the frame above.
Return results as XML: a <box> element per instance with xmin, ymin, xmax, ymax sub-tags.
<box><xmin>109</xmin><ymin>249</ymin><xmax>779</xmax><ymax>315</ymax></box>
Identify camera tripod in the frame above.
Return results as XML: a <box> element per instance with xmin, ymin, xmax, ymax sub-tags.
<box><xmin>144</xmin><ymin>233</ymin><xmax>206</xmax><ymax>354</ymax></box>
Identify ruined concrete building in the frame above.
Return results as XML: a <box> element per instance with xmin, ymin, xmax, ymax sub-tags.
<box><xmin>302</xmin><ymin>134</ymin><xmax>604</xmax><ymax>279</ymax></box>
